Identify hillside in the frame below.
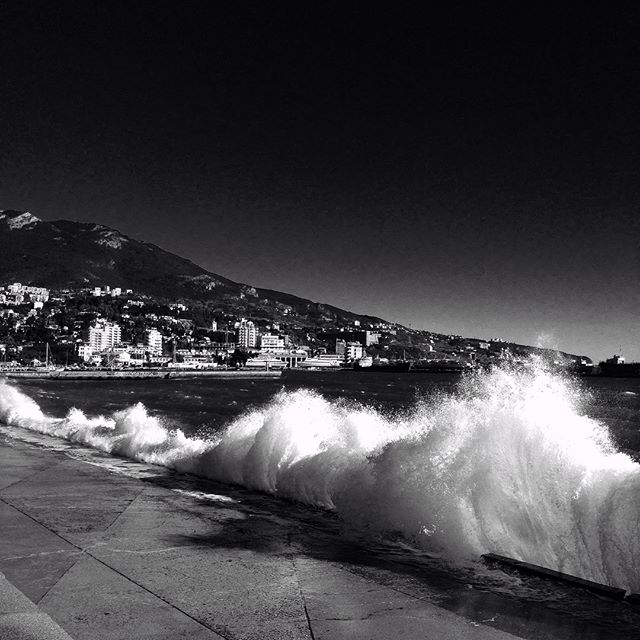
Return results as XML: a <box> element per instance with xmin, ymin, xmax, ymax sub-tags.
<box><xmin>0</xmin><ymin>209</ymin><xmax>588</xmax><ymax>364</ymax></box>
<box><xmin>0</xmin><ymin>210</ymin><xmax>384</xmax><ymax>327</ymax></box>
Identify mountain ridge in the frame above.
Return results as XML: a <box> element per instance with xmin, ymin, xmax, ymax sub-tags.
<box><xmin>0</xmin><ymin>209</ymin><xmax>590</xmax><ymax>363</ymax></box>
<box><xmin>0</xmin><ymin>209</ymin><xmax>386</xmax><ymax>326</ymax></box>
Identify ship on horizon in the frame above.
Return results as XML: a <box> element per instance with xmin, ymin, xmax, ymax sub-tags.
<box><xmin>597</xmin><ymin>354</ymin><xmax>640</xmax><ymax>378</ymax></box>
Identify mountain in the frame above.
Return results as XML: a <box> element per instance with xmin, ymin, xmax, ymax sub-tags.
<box><xmin>0</xmin><ymin>210</ymin><xmax>384</xmax><ymax>326</ymax></box>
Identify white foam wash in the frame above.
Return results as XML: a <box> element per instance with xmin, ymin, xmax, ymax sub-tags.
<box><xmin>1</xmin><ymin>361</ymin><xmax>638</xmax><ymax>591</ymax></box>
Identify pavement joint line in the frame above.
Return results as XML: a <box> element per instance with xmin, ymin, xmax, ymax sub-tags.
<box><xmin>302</xmin><ymin>600</ymin><xmax>317</xmax><ymax>640</ymax></box>
<box><xmin>287</xmin><ymin>551</ymin><xmax>316</xmax><ymax>640</ymax></box>
<box><xmin>0</xmin><ymin>487</ymin><xmax>230</xmax><ymax>640</ymax></box>
<box><xmin>99</xmin><ymin>484</ymin><xmax>149</xmax><ymax>534</ymax></box>
<box><xmin>34</xmin><ymin>551</ymin><xmax>85</xmax><ymax>606</ymax></box>
<box><xmin>82</xmin><ymin>544</ymin><xmax>231</xmax><ymax>639</ymax></box>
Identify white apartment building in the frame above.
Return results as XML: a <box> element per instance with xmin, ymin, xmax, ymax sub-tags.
<box><xmin>88</xmin><ymin>322</ymin><xmax>122</xmax><ymax>353</ymax></box>
<box><xmin>235</xmin><ymin>319</ymin><xmax>257</xmax><ymax>349</ymax></box>
<box><xmin>91</xmin><ymin>285</ymin><xmax>123</xmax><ymax>297</ymax></box>
<box><xmin>145</xmin><ymin>329</ymin><xmax>163</xmax><ymax>354</ymax></box>
<box><xmin>6</xmin><ymin>283</ymin><xmax>49</xmax><ymax>302</ymax></box>
<box><xmin>260</xmin><ymin>334</ymin><xmax>285</xmax><ymax>352</ymax></box>
<box><xmin>77</xmin><ymin>344</ymin><xmax>92</xmax><ymax>361</ymax></box>
<box><xmin>336</xmin><ymin>339</ymin><xmax>364</xmax><ymax>362</ymax></box>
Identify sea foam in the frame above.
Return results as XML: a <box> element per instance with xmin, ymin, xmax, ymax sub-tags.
<box><xmin>1</xmin><ymin>362</ymin><xmax>638</xmax><ymax>591</ymax></box>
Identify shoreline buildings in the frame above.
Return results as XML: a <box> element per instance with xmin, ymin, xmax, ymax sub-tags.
<box><xmin>1</xmin><ymin>281</ymin><xmax>590</xmax><ymax>373</ymax></box>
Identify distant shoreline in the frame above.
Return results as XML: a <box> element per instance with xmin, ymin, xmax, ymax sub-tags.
<box><xmin>0</xmin><ymin>368</ymin><xmax>282</xmax><ymax>380</ymax></box>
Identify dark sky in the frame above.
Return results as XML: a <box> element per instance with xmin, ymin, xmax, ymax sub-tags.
<box><xmin>1</xmin><ymin>3</ymin><xmax>638</xmax><ymax>360</ymax></box>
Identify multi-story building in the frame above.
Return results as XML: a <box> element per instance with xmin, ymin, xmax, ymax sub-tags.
<box><xmin>336</xmin><ymin>339</ymin><xmax>364</xmax><ymax>362</ymax></box>
<box><xmin>104</xmin><ymin>323</ymin><xmax>121</xmax><ymax>349</ymax></box>
<box><xmin>7</xmin><ymin>283</ymin><xmax>49</xmax><ymax>301</ymax></box>
<box><xmin>260</xmin><ymin>334</ymin><xmax>285</xmax><ymax>352</ymax></box>
<box><xmin>91</xmin><ymin>285</ymin><xmax>123</xmax><ymax>297</ymax></box>
<box><xmin>88</xmin><ymin>322</ymin><xmax>122</xmax><ymax>353</ymax></box>
<box><xmin>362</xmin><ymin>331</ymin><xmax>380</xmax><ymax>346</ymax></box>
<box><xmin>77</xmin><ymin>344</ymin><xmax>92</xmax><ymax>361</ymax></box>
<box><xmin>235</xmin><ymin>319</ymin><xmax>257</xmax><ymax>349</ymax></box>
<box><xmin>87</xmin><ymin>326</ymin><xmax>102</xmax><ymax>353</ymax></box>
<box><xmin>145</xmin><ymin>329</ymin><xmax>163</xmax><ymax>354</ymax></box>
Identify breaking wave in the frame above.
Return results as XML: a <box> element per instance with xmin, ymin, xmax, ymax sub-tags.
<box><xmin>1</xmin><ymin>362</ymin><xmax>639</xmax><ymax>591</ymax></box>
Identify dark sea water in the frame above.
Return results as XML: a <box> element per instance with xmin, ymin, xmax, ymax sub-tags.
<box><xmin>9</xmin><ymin>370</ymin><xmax>640</xmax><ymax>457</ymax></box>
<box><xmin>1</xmin><ymin>365</ymin><xmax>639</xmax><ymax>638</ymax></box>
<box><xmin>11</xmin><ymin>371</ymin><xmax>460</xmax><ymax>437</ymax></box>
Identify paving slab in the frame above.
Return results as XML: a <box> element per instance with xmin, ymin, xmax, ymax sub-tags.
<box><xmin>0</xmin><ymin>443</ymin><xmax>62</xmax><ymax>491</ymax></box>
<box><xmin>39</xmin><ymin>555</ymin><xmax>222</xmax><ymax>640</ymax></box>
<box><xmin>85</xmin><ymin>487</ymin><xmax>313</xmax><ymax>640</ymax></box>
<box><xmin>1</xmin><ymin>457</ymin><xmax>144</xmax><ymax>540</ymax></box>
<box><xmin>0</xmin><ymin>501</ymin><xmax>81</xmax><ymax>603</ymax></box>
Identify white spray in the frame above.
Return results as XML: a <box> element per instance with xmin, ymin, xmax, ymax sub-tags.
<box><xmin>0</xmin><ymin>362</ymin><xmax>638</xmax><ymax>591</ymax></box>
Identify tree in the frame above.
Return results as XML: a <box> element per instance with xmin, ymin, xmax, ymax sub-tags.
<box><xmin>229</xmin><ymin>348</ymin><xmax>249</xmax><ymax>368</ymax></box>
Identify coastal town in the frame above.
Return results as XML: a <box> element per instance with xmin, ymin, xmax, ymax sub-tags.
<box><xmin>0</xmin><ymin>281</ymin><xmax>591</xmax><ymax>375</ymax></box>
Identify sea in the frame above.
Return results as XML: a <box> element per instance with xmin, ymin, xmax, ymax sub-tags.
<box><xmin>1</xmin><ymin>361</ymin><xmax>639</xmax><ymax>638</ymax></box>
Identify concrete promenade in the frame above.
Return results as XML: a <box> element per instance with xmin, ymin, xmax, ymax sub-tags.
<box><xmin>0</xmin><ymin>429</ymin><xmax>530</xmax><ymax>639</ymax></box>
